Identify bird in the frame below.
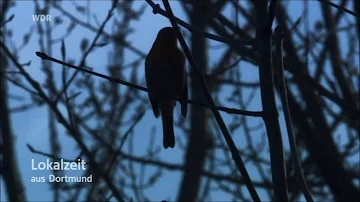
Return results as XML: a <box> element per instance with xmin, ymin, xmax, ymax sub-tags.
<box><xmin>145</xmin><ymin>27</ymin><xmax>188</xmax><ymax>149</ymax></box>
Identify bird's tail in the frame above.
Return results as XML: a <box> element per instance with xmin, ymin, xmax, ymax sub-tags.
<box><xmin>160</xmin><ymin>101</ymin><xmax>175</xmax><ymax>149</ymax></box>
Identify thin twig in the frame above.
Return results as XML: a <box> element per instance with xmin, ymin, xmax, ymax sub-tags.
<box><xmin>0</xmin><ymin>40</ymin><xmax>126</xmax><ymax>202</ymax></box>
<box><xmin>106</xmin><ymin>111</ymin><xmax>146</xmax><ymax>176</ymax></box>
<box><xmin>27</xmin><ymin>144</ymin><xmax>77</xmax><ymax>162</ymax></box>
<box><xmin>53</xmin><ymin>1</ymin><xmax>117</xmax><ymax>104</ymax></box>
<box><xmin>316</xmin><ymin>0</ymin><xmax>358</xmax><ymax>17</ymax></box>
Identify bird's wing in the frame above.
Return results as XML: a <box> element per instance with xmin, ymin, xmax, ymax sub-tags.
<box><xmin>180</xmin><ymin>68</ymin><xmax>188</xmax><ymax>118</ymax></box>
<box><xmin>175</xmin><ymin>50</ymin><xmax>187</xmax><ymax>118</ymax></box>
<box><xmin>145</xmin><ymin>53</ymin><xmax>160</xmax><ymax>118</ymax></box>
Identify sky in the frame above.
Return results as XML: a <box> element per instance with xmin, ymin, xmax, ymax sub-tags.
<box><xmin>1</xmin><ymin>1</ymin><xmax>358</xmax><ymax>201</ymax></box>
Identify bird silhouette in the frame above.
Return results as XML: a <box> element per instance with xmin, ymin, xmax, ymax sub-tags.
<box><xmin>145</xmin><ymin>27</ymin><xmax>188</xmax><ymax>148</ymax></box>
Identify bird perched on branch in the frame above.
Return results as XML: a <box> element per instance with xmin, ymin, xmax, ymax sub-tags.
<box><xmin>145</xmin><ymin>27</ymin><xmax>188</xmax><ymax>149</ymax></box>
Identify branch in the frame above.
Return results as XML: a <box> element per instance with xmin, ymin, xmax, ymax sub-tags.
<box><xmin>145</xmin><ymin>0</ymin><xmax>254</xmax><ymax>46</ymax></box>
<box><xmin>162</xmin><ymin>1</ymin><xmax>261</xmax><ymax>202</ymax></box>
<box><xmin>254</xmin><ymin>0</ymin><xmax>288</xmax><ymax>201</ymax></box>
<box><xmin>275</xmin><ymin>26</ymin><xmax>314</xmax><ymax>202</ymax></box>
<box><xmin>35</xmin><ymin>51</ymin><xmax>262</xmax><ymax>117</ymax></box>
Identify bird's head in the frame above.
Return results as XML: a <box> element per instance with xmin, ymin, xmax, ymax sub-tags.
<box><xmin>156</xmin><ymin>27</ymin><xmax>178</xmax><ymax>47</ymax></box>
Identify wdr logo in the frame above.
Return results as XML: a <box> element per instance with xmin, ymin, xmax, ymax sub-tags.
<box><xmin>32</xmin><ymin>15</ymin><xmax>51</xmax><ymax>22</ymax></box>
